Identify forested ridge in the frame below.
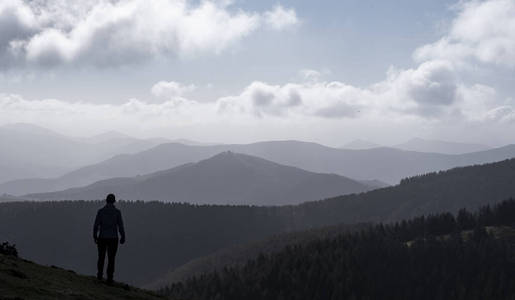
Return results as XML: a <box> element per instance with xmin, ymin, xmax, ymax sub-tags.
<box><xmin>0</xmin><ymin>158</ymin><xmax>514</xmax><ymax>285</ymax></box>
<box><xmin>293</xmin><ymin>158</ymin><xmax>515</xmax><ymax>227</ymax></box>
<box><xmin>146</xmin><ymin>222</ymin><xmax>371</xmax><ymax>289</ymax></box>
<box><xmin>162</xmin><ymin>199</ymin><xmax>515</xmax><ymax>300</ymax></box>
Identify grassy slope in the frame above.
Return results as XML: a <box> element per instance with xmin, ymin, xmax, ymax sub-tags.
<box><xmin>0</xmin><ymin>254</ymin><xmax>167</xmax><ymax>300</ymax></box>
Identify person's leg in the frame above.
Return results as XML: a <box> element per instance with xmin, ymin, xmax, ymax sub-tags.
<box><xmin>106</xmin><ymin>238</ymin><xmax>119</xmax><ymax>283</ymax></box>
<box><xmin>97</xmin><ymin>239</ymin><xmax>107</xmax><ymax>280</ymax></box>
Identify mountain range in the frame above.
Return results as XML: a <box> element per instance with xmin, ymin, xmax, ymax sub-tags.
<box><xmin>26</xmin><ymin>152</ymin><xmax>373</xmax><ymax>205</ymax></box>
<box><xmin>2</xmin><ymin>158</ymin><xmax>515</xmax><ymax>285</ymax></box>
<box><xmin>0</xmin><ymin>123</ymin><xmax>511</xmax><ymax>199</ymax></box>
<box><xmin>0</xmin><ymin>123</ymin><xmax>167</xmax><ymax>183</ymax></box>
<box><xmin>3</xmin><ymin>139</ymin><xmax>515</xmax><ymax>197</ymax></box>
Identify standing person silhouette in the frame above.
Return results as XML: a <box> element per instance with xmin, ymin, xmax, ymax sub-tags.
<box><xmin>93</xmin><ymin>193</ymin><xmax>126</xmax><ymax>284</ymax></box>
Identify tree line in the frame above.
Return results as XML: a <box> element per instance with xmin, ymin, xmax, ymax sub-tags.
<box><xmin>162</xmin><ymin>199</ymin><xmax>515</xmax><ymax>300</ymax></box>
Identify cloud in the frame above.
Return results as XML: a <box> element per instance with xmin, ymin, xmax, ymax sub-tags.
<box><xmin>414</xmin><ymin>0</ymin><xmax>515</xmax><ymax>67</ymax></box>
<box><xmin>400</xmin><ymin>61</ymin><xmax>457</xmax><ymax>106</ymax></box>
<box><xmin>2</xmin><ymin>56</ymin><xmax>490</xmax><ymax>137</ymax></box>
<box><xmin>0</xmin><ymin>1</ymin><xmax>37</xmax><ymax>42</ymax></box>
<box><xmin>0</xmin><ymin>93</ymin><xmax>216</xmax><ymax>134</ymax></box>
<box><xmin>299</xmin><ymin>69</ymin><xmax>322</xmax><ymax>82</ymax></box>
<box><xmin>207</xmin><ymin>0</ymin><xmax>515</xmax><ymax>127</ymax></box>
<box><xmin>0</xmin><ymin>0</ymin><xmax>298</xmax><ymax>67</ymax></box>
<box><xmin>374</xmin><ymin>60</ymin><xmax>462</xmax><ymax>117</ymax></box>
<box><xmin>218</xmin><ymin>60</ymin><xmax>469</xmax><ymax>119</ymax></box>
<box><xmin>151</xmin><ymin>81</ymin><xmax>196</xmax><ymax>100</ymax></box>
<box><xmin>0</xmin><ymin>67</ymin><xmax>512</xmax><ymax>144</ymax></box>
<box><xmin>264</xmin><ymin>5</ymin><xmax>299</xmax><ymax>30</ymax></box>
<box><xmin>220</xmin><ymin>81</ymin><xmax>305</xmax><ymax>117</ymax></box>
<box><xmin>483</xmin><ymin>106</ymin><xmax>515</xmax><ymax>123</ymax></box>
<box><xmin>0</xmin><ymin>0</ymin><xmax>37</xmax><ymax>66</ymax></box>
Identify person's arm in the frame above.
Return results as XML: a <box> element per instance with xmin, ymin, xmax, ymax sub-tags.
<box><xmin>118</xmin><ymin>211</ymin><xmax>126</xmax><ymax>244</ymax></box>
<box><xmin>93</xmin><ymin>210</ymin><xmax>100</xmax><ymax>243</ymax></box>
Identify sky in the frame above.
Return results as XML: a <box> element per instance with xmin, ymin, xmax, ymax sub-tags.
<box><xmin>0</xmin><ymin>0</ymin><xmax>514</xmax><ymax>146</ymax></box>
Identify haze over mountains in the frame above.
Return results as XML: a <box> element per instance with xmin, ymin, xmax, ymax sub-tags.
<box><xmin>342</xmin><ymin>137</ymin><xmax>491</xmax><ymax>154</ymax></box>
<box><xmin>5</xmin><ymin>140</ymin><xmax>515</xmax><ymax>197</ymax></box>
<box><xmin>341</xmin><ymin>139</ymin><xmax>381</xmax><ymax>150</ymax></box>
<box><xmin>0</xmin><ymin>124</ymin><xmax>167</xmax><ymax>183</ymax></box>
<box><xmin>27</xmin><ymin>152</ymin><xmax>373</xmax><ymax>205</ymax></box>
<box><xmin>393</xmin><ymin>137</ymin><xmax>491</xmax><ymax>154</ymax></box>
<box><xmin>0</xmin><ymin>123</ymin><xmax>512</xmax><ymax>198</ymax></box>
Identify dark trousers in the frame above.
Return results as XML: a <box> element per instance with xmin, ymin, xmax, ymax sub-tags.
<box><xmin>97</xmin><ymin>238</ymin><xmax>118</xmax><ymax>280</ymax></box>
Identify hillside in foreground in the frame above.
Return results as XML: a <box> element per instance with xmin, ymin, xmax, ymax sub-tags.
<box><xmin>0</xmin><ymin>250</ymin><xmax>166</xmax><ymax>300</ymax></box>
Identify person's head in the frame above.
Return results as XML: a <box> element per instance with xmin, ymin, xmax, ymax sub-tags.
<box><xmin>106</xmin><ymin>193</ymin><xmax>116</xmax><ymax>204</ymax></box>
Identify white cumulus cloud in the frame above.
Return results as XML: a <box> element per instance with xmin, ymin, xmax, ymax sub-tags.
<box><xmin>218</xmin><ymin>60</ymin><xmax>474</xmax><ymax>120</ymax></box>
<box><xmin>414</xmin><ymin>0</ymin><xmax>515</xmax><ymax>67</ymax></box>
<box><xmin>0</xmin><ymin>0</ymin><xmax>299</xmax><ymax>67</ymax></box>
<box><xmin>151</xmin><ymin>81</ymin><xmax>196</xmax><ymax>100</ymax></box>
<box><xmin>264</xmin><ymin>5</ymin><xmax>299</xmax><ymax>30</ymax></box>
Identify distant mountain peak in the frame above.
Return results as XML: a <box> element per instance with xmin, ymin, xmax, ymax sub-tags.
<box><xmin>341</xmin><ymin>139</ymin><xmax>381</xmax><ymax>150</ymax></box>
<box><xmin>219</xmin><ymin>150</ymin><xmax>235</xmax><ymax>155</ymax></box>
<box><xmin>196</xmin><ymin>151</ymin><xmax>280</xmax><ymax>170</ymax></box>
<box><xmin>206</xmin><ymin>151</ymin><xmax>259</xmax><ymax>161</ymax></box>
